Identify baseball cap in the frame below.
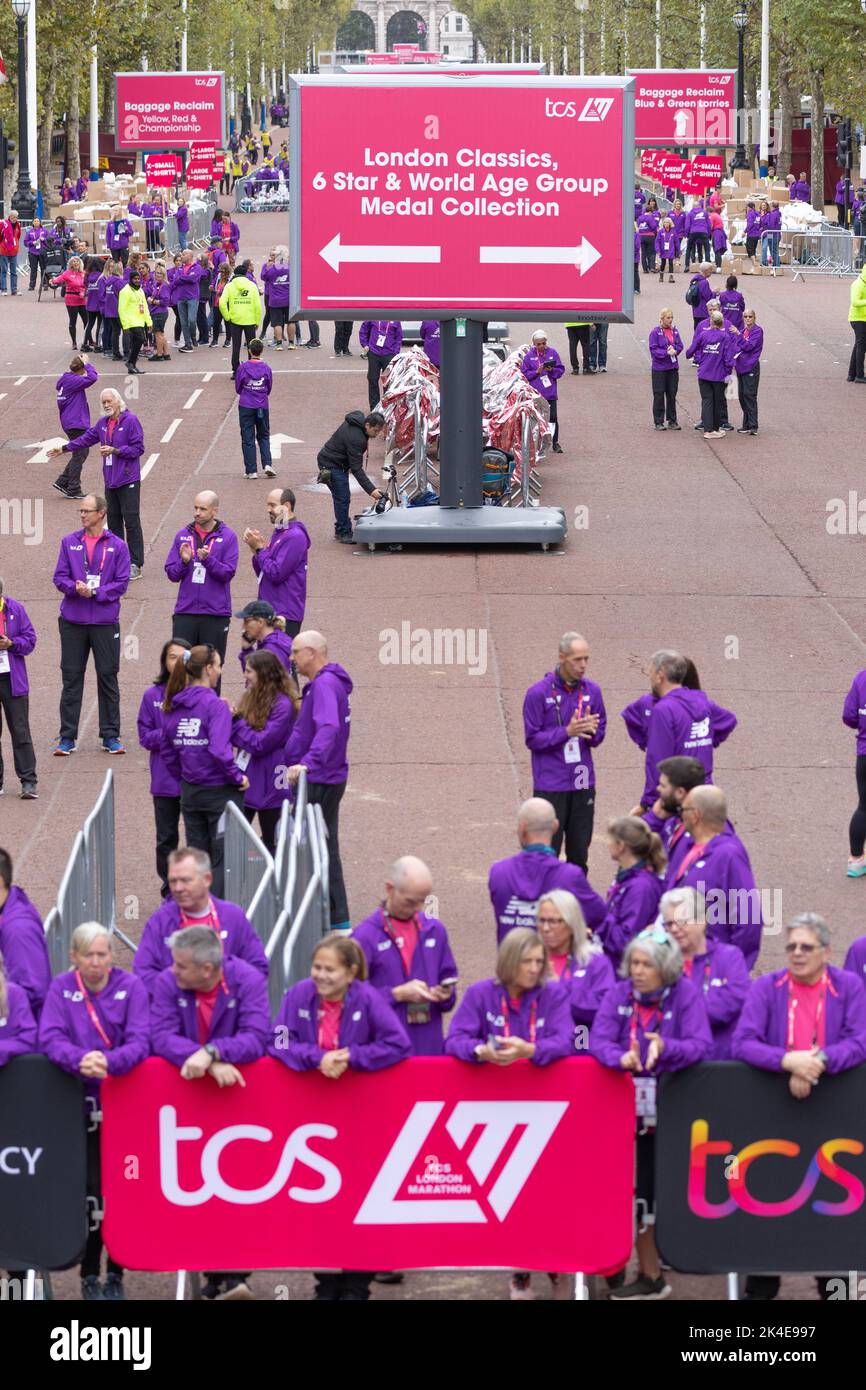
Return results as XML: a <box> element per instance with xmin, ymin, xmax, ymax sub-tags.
<box><xmin>234</xmin><ymin>600</ymin><xmax>276</xmax><ymax>620</ymax></box>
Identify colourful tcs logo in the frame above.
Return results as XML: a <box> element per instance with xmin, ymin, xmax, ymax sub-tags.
<box><xmin>688</xmin><ymin>1119</ymin><xmax>865</xmax><ymax>1218</ymax></box>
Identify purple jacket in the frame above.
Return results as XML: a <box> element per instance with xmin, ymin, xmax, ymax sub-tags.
<box><xmin>688</xmin><ymin>273</ymin><xmax>715</xmax><ymax>321</ymax></box>
<box><xmin>523</xmin><ymin>670</ymin><xmax>607</xmax><ymax>792</ymax></box>
<box><xmin>66</xmin><ymin>410</ymin><xmax>144</xmax><ymax>490</ymax></box>
<box><xmin>639</xmin><ymin>686</ymin><xmax>737</xmax><ymax>807</ymax></box>
<box><xmin>733</xmin><ymin>966</ymin><xmax>866</xmax><ymax>1073</ymax></box>
<box><xmin>733</xmin><ymin>324</ymin><xmax>763</xmax><ymax>374</ymax></box>
<box><xmin>260</xmin><ymin>263</ymin><xmax>290</xmax><ymax>307</ymax></box>
<box><xmin>106</xmin><ymin>218</ymin><xmax>133</xmax><ymax>252</ymax></box>
<box><xmin>555</xmin><ymin>950</ymin><xmax>615</xmax><ymax>1035</ymax></box>
<box><xmin>598</xmin><ymin>864</ymin><xmax>664</xmax><ymax>967</ymax></box>
<box><xmin>637</xmin><ymin>211</ymin><xmax>660</xmax><ymax>238</ymax></box>
<box><xmin>0</xmin><ymin>596</ymin><xmax>36</xmax><ymax>698</ymax></box>
<box><xmin>352</xmin><ymin>906</ymin><xmax>457</xmax><ymax>1056</ymax></box>
<box><xmin>711</xmin><ymin>225</ymin><xmax>728</xmax><ymax>252</ymax></box>
<box><xmin>745</xmin><ymin>207</ymin><xmax>761</xmax><ymax>236</ymax></box>
<box><xmin>133</xmin><ymin>895</ymin><xmax>268</xmax><ymax>998</ymax></box>
<box><xmin>270</xmin><ymin>977</ymin><xmax>411</xmax><ymax>1072</ymax></box>
<box><xmin>137</xmin><ymin>682</ymin><xmax>180</xmax><ymax>798</ymax></box>
<box><xmin>664</xmin><ymin>830</ymin><xmax>763</xmax><ymax>967</ymax></box>
<box><xmin>232</xmin><ymin>693</ymin><xmax>296</xmax><ymax>811</ymax></box>
<box><xmin>719</xmin><ymin>289</ymin><xmax>745</xmax><ymax>330</ymax></box>
<box><xmin>521</xmin><ymin>346</ymin><xmax>565</xmax><ymax>402</ymax></box>
<box><xmin>634</xmin><ymin>230</ymin><xmax>640</xmax><ymax>263</ymax></box>
<box><xmin>56</xmin><ymin>364</ymin><xmax>98</xmax><ymax>433</ymax></box>
<box><xmin>488</xmin><ymin>846</ymin><xmax>606</xmax><ymax>941</ymax></box>
<box><xmin>23</xmin><ymin>226</ymin><xmax>49</xmax><ymax>255</ymax></box>
<box><xmin>685</xmin><ymin>206</ymin><xmax>710</xmax><ymax>236</ymax></box>
<box><xmin>151</xmin><ymin>956</ymin><xmax>270</xmax><ymax>1068</ymax></box>
<box><xmin>53</xmin><ymin>528</ymin><xmax>130</xmax><ymax>625</ymax></box>
<box><xmin>648</xmin><ymin>324</ymin><xmax>683</xmax><ymax>372</ymax></box>
<box><xmin>238</xmin><ymin>628</ymin><xmax>295</xmax><ymax>675</ymax></box>
<box><xmin>842</xmin><ymin>672</ymin><xmax>866</xmax><ymax>755</ymax></box>
<box><xmin>790</xmin><ymin>180</ymin><xmax>810</xmax><ymax>202</ymax></box>
<box><xmin>141</xmin><ymin>200</ymin><xmax>165</xmax><ymax>232</ymax></box>
<box><xmin>165</xmin><ymin>521</ymin><xmax>239</xmax><ymax>617</ymax></box>
<box><xmin>235</xmin><ymin>360</ymin><xmax>273</xmax><ymax>410</ymax></box>
<box><xmin>761</xmin><ymin>206</ymin><xmax>781</xmax><ymax>232</ymax></box>
<box><xmin>174</xmin><ymin>263</ymin><xmax>201</xmax><ymax>302</ymax></box>
<box><xmin>251</xmin><ymin>521</ymin><xmax>310</xmax><ymax>624</ymax></box>
<box><xmin>445</xmin><ymin>978</ymin><xmax>573</xmax><ymax>1066</ymax></box>
<box><xmin>670</xmin><ymin>209</ymin><xmax>687</xmax><ymax>240</ymax></box>
<box><xmin>0</xmin><ymin>983</ymin><xmax>38</xmax><ymax>1065</ymax></box>
<box><xmin>835</xmin><ymin>179</ymin><xmax>847</xmax><ymax>205</ymax></box>
<box><xmin>285</xmin><ymin>663</ymin><xmax>352</xmax><ymax>785</ymax></box>
<box><xmin>167</xmin><ymin>266</ymin><xmax>184</xmax><ymax>307</ymax></box>
<box><xmin>176</xmin><ymin>205</ymin><xmax>190</xmax><ymax>233</ymax></box>
<box><xmin>0</xmin><ymin>885</ymin><xmax>50</xmax><ymax>1015</ymax></box>
<box><xmin>844</xmin><ymin>935</ymin><xmax>866</xmax><ymax>984</ymax></box>
<box><xmin>85</xmin><ymin>272</ymin><xmax>105</xmax><ymax>313</ymax></box>
<box><xmin>634</xmin><ymin>189</ymin><xmax>646</xmax><ymax>216</ymax></box>
<box><xmin>211</xmin><ymin>217</ymin><xmax>240</xmax><ymax>249</ymax></box>
<box><xmin>590</xmin><ymin>975</ymin><xmax>712</xmax><ymax>1072</ymax></box>
<box><xmin>360</xmin><ymin>320</ymin><xmax>403</xmax><ymax>356</ymax></box>
<box><xmin>655</xmin><ymin>229</ymin><xmax>679</xmax><ymax>259</ymax></box>
<box><xmin>146</xmin><ymin>281</ymin><xmax>170</xmax><ymax>314</ymax></box>
<box><xmin>420</xmin><ymin>320</ymin><xmax>441</xmax><ymax>368</ymax></box>
<box><xmin>126</xmin><ymin>199</ymin><xmax>142</xmax><ymax>217</ymax></box>
<box><xmin>101</xmin><ymin>274</ymin><xmax>123</xmax><ymax>320</ymax></box>
<box><xmin>697</xmin><ymin>327</ymin><xmax>735</xmax><ymax>382</ymax></box>
<box><xmin>39</xmin><ymin>967</ymin><xmax>150</xmax><ymax>1100</ymax></box>
<box><xmin>684</xmin><ymin>941</ymin><xmax>751</xmax><ymax>1059</ymax></box>
<box><xmin>161</xmin><ymin>685</ymin><xmax>246</xmax><ymax>790</ymax></box>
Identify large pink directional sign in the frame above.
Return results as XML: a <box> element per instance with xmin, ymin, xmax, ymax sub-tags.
<box><xmin>290</xmin><ymin>75</ymin><xmax>634</xmax><ymax>321</ymax></box>
<box><xmin>629</xmin><ymin>69</ymin><xmax>736</xmax><ymax>146</ymax></box>
<box><xmin>115</xmin><ymin>72</ymin><xmax>226</xmax><ymax>150</ymax></box>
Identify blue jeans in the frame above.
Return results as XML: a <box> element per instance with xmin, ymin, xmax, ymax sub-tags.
<box><xmin>0</xmin><ymin>254</ymin><xmax>18</xmax><ymax>292</ymax></box>
<box><xmin>761</xmin><ymin>232</ymin><xmax>780</xmax><ymax>267</ymax></box>
<box><xmin>588</xmin><ymin>322</ymin><xmax>608</xmax><ymax>369</ymax></box>
<box><xmin>178</xmin><ymin>231</ymin><xmax>188</xmax><ymax>250</ymax></box>
<box><xmin>238</xmin><ymin>406</ymin><xmax>272</xmax><ymax>475</ymax></box>
<box><xmin>325</xmin><ymin>466</ymin><xmax>351</xmax><ymax>536</ymax></box>
<box><xmin>177</xmin><ymin>297</ymin><xmax>196</xmax><ymax>347</ymax></box>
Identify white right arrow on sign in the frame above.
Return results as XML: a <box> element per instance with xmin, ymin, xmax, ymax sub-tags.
<box><xmin>478</xmin><ymin>238</ymin><xmax>602</xmax><ymax>275</ymax></box>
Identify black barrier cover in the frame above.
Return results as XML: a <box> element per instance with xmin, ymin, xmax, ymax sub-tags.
<box><xmin>656</xmin><ymin>1061</ymin><xmax>866</xmax><ymax>1274</ymax></box>
<box><xmin>0</xmin><ymin>1055</ymin><xmax>87</xmax><ymax>1269</ymax></box>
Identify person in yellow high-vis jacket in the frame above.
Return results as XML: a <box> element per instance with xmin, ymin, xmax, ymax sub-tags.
<box><xmin>220</xmin><ymin>262</ymin><xmax>263</xmax><ymax>378</ymax></box>
<box><xmin>118</xmin><ymin>270</ymin><xmax>153</xmax><ymax>375</ymax></box>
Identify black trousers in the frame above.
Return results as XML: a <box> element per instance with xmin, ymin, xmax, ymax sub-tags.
<box><xmin>532</xmin><ymin>786</ymin><xmax>595</xmax><ymax>874</ymax></box>
<box><xmin>196</xmin><ymin>300</ymin><xmax>209</xmax><ymax>344</ymax></box>
<box><xmin>106</xmin><ymin>481</ymin><xmax>144</xmax><ymax>568</ymax></box>
<box><xmin>314</xmin><ymin>1271</ymin><xmax>373</xmax><ymax>1301</ymax></box>
<box><xmin>737</xmin><ymin>365</ymin><xmax>759</xmax><ymax>431</ymax></box>
<box><xmin>180</xmin><ymin>781</ymin><xmax>245</xmax><ymax>897</ymax></box>
<box><xmin>244</xmin><ymin>804</ymin><xmax>281</xmax><ymax>856</ymax></box>
<box><xmin>211</xmin><ymin>310</ymin><xmax>229</xmax><ymax>345</ymax></box>
<box><xmin>58</xmin><ymin>617</ymin><xmax>120</xmax><ymax>742</ymax></box>
<box><xmin>116</xmin><ymin>247</ymin><xmax>129</xmax><ymax>267</ymax></box>
<box><xmin>126</xmin><ymin>326</ymin><xmax>146</xmax><ymax>369</ymax></box>
<box><xmin>154</xmin><ymin>794</ymin><xmax>182</xmax><ymax>894</ymax></box>
<box><xmin>171</xmin><ymin>612</ymin><xmax>230</xmax><ymax>695</ymax></box>
<box><xmin>66</xmin><ymin>304</ymin><xmax>87</xmax><ymax>346</ymax></box>
<box><xmin>685</xmin><ymin>233</ymin><xmax>709</xmax><ymax>269</ymax></box>
<box><xmin>83</xmin><ymin>311</ymin><xmax>101</xmax><ymax>347</ymax></box>
<box><xmin>849</xmin><ymin>322</ymin><xmax>866</xmax><ymax>380</ymax></box>
<box><xmin>0</xmin><ymin>673</ymin><xmax>37</xmax><ymax>788</ymax></box>
<box><xmin>103</xmin><ymin>317</ymin><xmax>121</xmax><ymax>357</ymax></box>
<box><xmin>333</xmin><ymin>321</ymin><xmax>352</xmax><ymax>354</ymax></box>
<box><xmin>566</xmin><ymin>326</ymin><xmax>590</xmax><ymax>370</ymax></box>
<box><xmin>307</xmin><ymin>321</ymin><xmax>321</xmax><ymax>345</ymax></box>
<box><xmin>367</xmin><ymin>351</ymin><xmax>394</xmax><ymax>409</ymax></box>
<box><xmin>230</xmin><ymin>322</ymin><xmax>256</xmax><ymax>375</ymax></box>
<box><xmin>55</xmin><ymin>427</ymin><xmax>89</xmax><ymax>494</ymax></box>
<box><xmin>640</xmin><ymin>237</ymin><xmax>656</xmax><ymax>272</ymax></box>
<box><xmin>82</xmin><ymin>1123</ymin><xmax>122</xmax><ymax>1280</ymax></box>
<box><xmin>634</xmin><ymin>261</ymin><xmax>640</xmax><ymax>293</ymax></box>
<box><xmin>548</xmin><ymin>398</ymin><xmax>559</xmax><ymax>446</ymax></box>
<box><xmin>308</xmin><ymin>781</ymin><xmax>348</xmax><ymax>925</ymax></box>
<box><xmin>659</xmin><ymin>258</ymin><xmax>674</xmax><ymax>275</ymax></box>
<box><xmin>699</xmin><ymin>378</ymin><xmax>725</xmax><ymax>433</ymax></box>
<box><xmin>651</xmin><ymin>368</ymin><xmax>679</xmax><ymax>425</ymax></box>
<box><xmin>28</xmin><ymin>252</ymin><xmax>41</xmax><ymax>290</ymax></box>
<box><xmin>849</xmin><ymin>755</ymin><xmax>866</xmax><ymax>856</ymax></box>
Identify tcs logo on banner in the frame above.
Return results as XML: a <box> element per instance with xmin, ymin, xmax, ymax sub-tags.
<box><xmin>688</xmin><ymin>1119</ymin><xmax>865</xmax><ymax>1219</ymax></box>
<box><xmin>545</xmin><ymin>97</ymin><xmax>614</xmax><ymax>122</ymax></box>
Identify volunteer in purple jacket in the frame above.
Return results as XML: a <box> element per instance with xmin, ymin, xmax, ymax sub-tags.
<box><xmin>100</xmin><ymin>260</ymin><xmax>124</xmax><ymax>360</ymax></box>
<box><xmin>49</xmin><ymin>388</ymin><xmax>145</xmax><ymax>579</ymax></box>
<box><xmin>0</xmin><ymin>585</ymin><xmax>38</xmax><ymax>799</ymax></box>
<box><xmin>0</xmin><ymin>953</ymin><xmax>37</xmax><ymax>1063</ymax></box>
<box><xmin>231</xmin><ymin>650</ymin><xmax>297</xmax><ymax>854</ymax></box>
<box><xmin>235</xmin><ymin>600</ymin><xmax>294</xmax><ymax>674</ymax></box>
<box><xmin>285</xmin><ymin>631</ymin><xmax>353</xmax><ymax>929</ymax></box>
<box><xmin>666</xmin><ymin>785</ymin><xmax>763</xmax><ymax>967</ymax></box>
<box><xmin>106</xmin><ymin>209</ymin><xmax>133</xmax><ymax>266</ymax></box>
<box><xmin>175</xmin><ymin>197</ymin><xmax>190</xmax><ymax>250</ymax></box>
<box><xmin>420</xmin><ymin>319</ymin><xmax>441</xmax><ymax>368</ymax></box>
<box><xmin>696</xmin><ymin>309</ymin><xmax>736</xmax><ymax>438</ymax></box>
<box><xmin>685</xmin><ymin>261</ymin><xmax>714</xmax><ymax>347</ymax></box>
<box><xmin>82</xmin><ymin>258</ymin><xmax>105</xmax><ymax>352</ymax></box>
<box><xmin>235</xmin><ymin>338</ymin><xmax>275</xmax><ymax>478</ymax></box>
<box><xmin>488</xmin><ymin>797</ymin><xmax>606</xmax><ymax>940</ymax></box>
<box><xmin>734</xmin><ymin>912</ymin><xmax>866</xmax><ymax>1301</ymax></box>
<box><xmin>134</xmin><ymin>845</ymin><xmax>268</xmax><ymax>996</ymax></box>
<box><xmin>684</xmin><ymin>200</ymin><xmax>711</xmax><ymax>269</ymax></box>
<box><xmin>352</xmin><ymin>856</ymin><xmax>457</xmax><ymax>1055</ymax></box>
<box><xmin>0</xmin><ymin>848</ymin><xmax>50</xmax><ymax>1014</ymax></box>
<box><xmin>52</xmin><ymin>354</ymin><xmax>98</xmax><ymax>499</ymax></box>
<box><xmin>173</xmin><ymin>250</ymin><xmax>202</xmax><ymax>352</ymax></box>
<box><xmin>270</xmin><ymin>933</ymin><xmax>410</xmax><ymax>1302</ymax></box>
<box><xmin>759</xmin><ymin>200</ymin><xmax>781</xmax><ymax>270</ymax></box>
<box><xmin>835</xmin><ymin>177</ymin><xmax>847</xmax><ymax>226</ymax></box>
<box><xmin>165</xmin><ymin>490</ymin><xmax>239</xmax><ymax>667</ymax></box>
<box><xmin>842</xmin><ymin>666</ymin><xmax>866</xmax><ymax>877</ymax></box>
<box><xmin>260</xmin><ymin>249</ymin><xmax>291</xmax><ymax>348</ymax></box>
<box><xmin>733</xmin><ymin>307</ymin><xmax>762</xmax><ymax>435</ymax></box>
<box><xmin>161</xmin><ymin>645</ymin><xmax>249</xmax><ymax>896</ymax></box>
<box><xmin>598</xmin><ymin>817</ymin><xmax>666</xmax><ymax>967</ymax></box>
<box><xmin>39</xmin><ymin>922</ymin><xmax>150</xmax><ymax>1301</ymax></box>
<box><xmin>521</xmin><ymin>330</ymin><xmax>565</xmax><ymax>452</ymax></box>
<box><xmin>637</xmin><ymin>197</ymin><xmax>660</xmax><ymax>273</ymax></box>
<box><xmin>590</xmin><ymin>926</ymin><xmax>712</xmax><ymax>1301</ymax></box>
<box><xmin>23</xmin><ymin>218</ymin><xmax>49</xmax><ymax>290</ymax></box>
<box><xmin>242</xmin><ymin>488</ymin><xmax>310</xmax><ymax>634</ymax></box>
<box><xmin>537</xmin><ymin>890</ymin><xmax>614</xmax><ymax>1041</ymax></box>
<box><xmin>743</xmin><ymin>202</ymin><xmax>761</xmax><ymax>272</ymax></box>
<box><xmin>661</xmin><ymin>887</ymin><xmax>749</xmax><ymax>1058</ymax></box>
<box><xmin>655</xmin><ymin>218</ymin><xmax>678</xmax><ymax>283</ymax></box>
<box><xmin>137</xmin><ymin>639</ymin><xmax>191</xmax><ymax>894</ymax></box>
<box><xmin>523</xmin><ymin>631</ymin><xmax>607</xmax><ymax>873</ymax></box>
<box><xmin>359</xmin><ymin>319</ymin><xmax>403</xmax><ymax>410</ymax></box>
<box><xmin>643</xmin><ymin>753</ymin><xmax>708</xmax><ymax>854</ymax></box>
<box><xmin>51</xmin><ymin>495</ymin><xmax>131</xmax><ymax>756</ymax></box>
<box><xmin>648</xmin><ymin>308</ymin><xmax>683</xmax><ymax>431</ymax></box>
<box><xmin>719</xmin><ymin>274</ymin><xmax>745</xmax><ymax>330</ymax></box>
<box><xmin>789</xmin><ymin>173</ymin><xmax>811</xmax><ymax>203</ymax></box>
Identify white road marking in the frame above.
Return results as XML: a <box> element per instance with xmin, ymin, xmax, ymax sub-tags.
<box><xmin>183</xmin><ymin>389</ymin><xmax>202</xmax><ymax>409</ymax></box>
<box><xmin>202</xmin><ymin>372</ymin><xmax>213</xmax><ymax>382</ymax></box>
<box><xmin>0</xmin><ymin>393</ymin><xmax>6</xmax><ymax>401</ymax></box>
<box><xmin>161</xmin><ymin>418</ymin><xmax>182</xmax><ymax>444</ymax></box>
<box><xmin>14</xmin><ymin>376</ymin><xmax>27</xmax><ymax>385</ymax></box>
<box><xmin>141</xmin><ymin>452</ymin><xmax>160</xmax><ymax>480</ymax></box>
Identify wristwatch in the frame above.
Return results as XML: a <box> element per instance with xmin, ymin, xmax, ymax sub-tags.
<box><xmin>204</xmin><ymin>1042</ymin><xmax>221</xmax><ymax>1063</ymax></box>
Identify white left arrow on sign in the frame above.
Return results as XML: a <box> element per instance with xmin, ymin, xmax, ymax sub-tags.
<box><xmin>478</xmin><ymin>238</ymin><xmax>602</xmax><ymax>275</ymax></box>
<box><xmin>320</xmin><ymin>233</ymin><xmax>441</xmax><ymax>272</ymax></box>
<box><xmin>268</xmin><ymin>433</ymin><xmax>303</xmax><ymax>460</ymax></box>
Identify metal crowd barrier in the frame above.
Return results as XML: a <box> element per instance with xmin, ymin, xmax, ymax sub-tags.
<box><xmin>784</xmin><ymin>227</ymin><xmax>859</xmax><ymax>279</ymax></box>
<box><xmin>233</xmin><ymin>179</ymin><xmax>291</xmax><ymax>215</ymax></box>
<box><xmin>223</xmin><ymin>800</ymin><xmax>273</xmax><ymax>920</ymax></box>
<box><xmin>163</xmin><ymin>198</ymin><xmax>217</xmax><ymax>254</ymax></box>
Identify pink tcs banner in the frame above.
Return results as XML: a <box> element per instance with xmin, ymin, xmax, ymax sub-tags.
<box><xmin>115</xmin><ymin>72</ymin><xmax>226</xmax><ymax>151</ymax></box>
<box><xmin>144</xmin><ymin>154</ymin><xmax>181</xmax><ymax>186</ymax></box>
<box><xmin>295</xmin><ymin>79</ymin><xmax>629</xmax><ymax>318</ymax></box>
<box><xmin>629</xmin><ymin>69</ymin><xmax>736</xmax><ymax>146</ymax></box>
<box><xmin>101</xmin><ymin>1058</ymin><xmax>634</xmax><ymax>1273</ymax></box>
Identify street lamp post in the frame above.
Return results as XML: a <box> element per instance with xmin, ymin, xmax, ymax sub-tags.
<box><xmin>731</xmin><ymin>3</ymin><xmax>749</xmax><ymax>171</ymax></box>
<box><xmin>10</xmin><ymin>0</ymin><xmax>36</xmax><ymax>219</ymax></box>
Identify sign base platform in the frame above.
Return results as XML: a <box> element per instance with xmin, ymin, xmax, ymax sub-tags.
<box><xmin>353</xmin><ymin>504</ymin><xmax>567</xmax><ymax>550</ymax></box>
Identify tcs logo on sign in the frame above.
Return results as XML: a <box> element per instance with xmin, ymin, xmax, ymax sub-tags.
<box><xmin>688</xmin><ymin>1119</ymin><xmax>865</xmax><ymax>1219</ymax></box>
<box><xmin>545</xmin><ymin>96</ymin><xmax>615</xmax><ymax>121</ymax></box>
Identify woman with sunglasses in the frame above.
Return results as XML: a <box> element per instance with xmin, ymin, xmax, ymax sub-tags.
<box><xmin>536</xmin><ymin>890</ymin><xmax>614</xmax><ymax>1040</ymax></box>
<box><xmin>590</xmin><ymin>925</ymin><xmax>712</xmax><ymax>1300</ymax></box>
